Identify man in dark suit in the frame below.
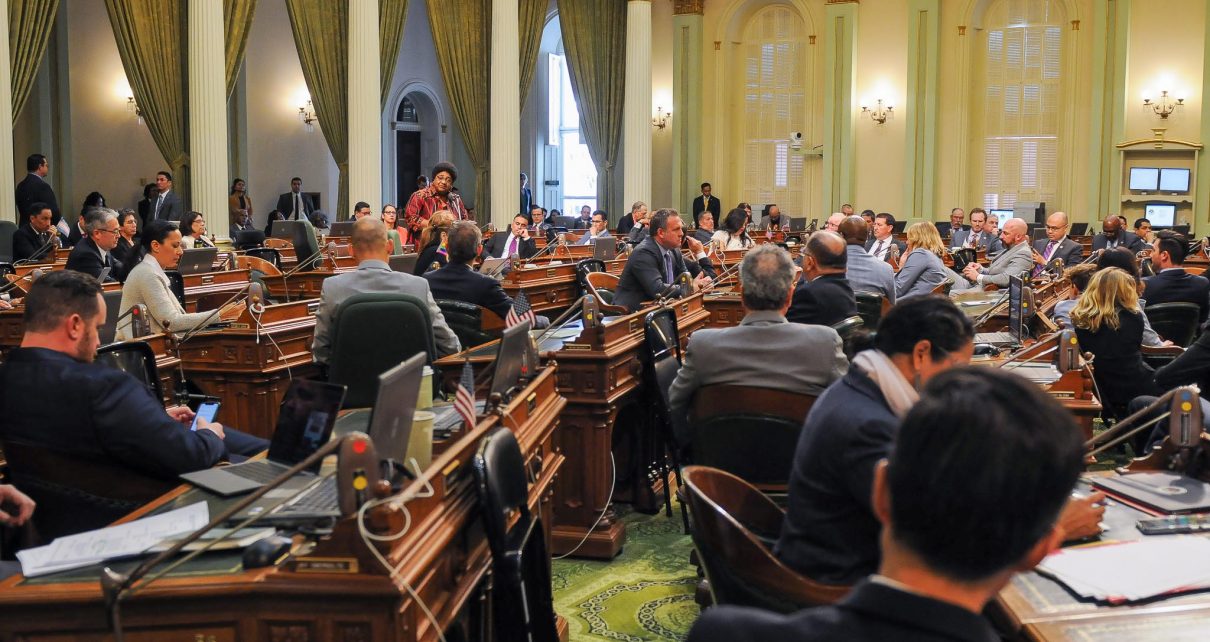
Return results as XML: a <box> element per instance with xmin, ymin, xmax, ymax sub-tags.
<box><xmin>1031</xmin><ymin>211</ymin><xmax>1083</xmax><ymax>275</ymax></box>
<box><xmin>1091</xmin><ymin>216</ymin><xmax>1148</xmax><ymax>253</ymax></box>
<box><xmin>934</xmin><ymin>207</ymin><xmax>967</xmax><ymax>240</ymax></box>
<box><xmin>862</xmin><ymin>213</ymin><xmax>906</xmax><ymax>262</ymax></box>
<box><xmin>692</xmin><ymin>211</ymin><xmax>715</xmax><ymax>244</ymax></box>
<box><xmin>519</xmin><ymin>173</ymin><xmax>532</xmax><ymax>217</ymax></box>
<box><xmin>12</xmin><ymin>203</ymin><xmax>60</xmax><ymax>262</ymax></box>
<box><xmin>1143</xmin><ymin>232</ymin><xmax>1210</xmax><ymax>323</ymax></box>
<box><xmin>149</xmin><ymin>170</ymin><xmax>184</xmax><ymax>222</ymax></box>
<box><xmin>14</xmin><ymin>153</ymin><xmax>58</xmax><ymax>226</ymax></box>
<box><xmin>275</xmin><ymin>177</ymin><xmax>316</xmax><ymax>221</ymax></box>
<box><xmin>425</xmin><ymin>221</ymin><xmax>524</xmax><ymax>321</ymax></box>
<box><xmin>690</xmin><ymin>367</ymin><xmax>1086</xmax><ymax>642</ymax></box>
<box><xmin>691</xmin><ymin>182</ymin><xmax>721</xmax><ymax>227</ymax></box>
<box><xmin>788</xmin><ymin>230</ymin><xmax>857</xmax><ymax>327</ymax></box>
<box><xmin>614</xmin><ymin>208</ymin><xmax>715</xmax><ymax>312</ymax></box>
<box><xmin>0</xmin><ymin>271</ymin><xmax>267</xmax><ymax>538</ymax></box>
<box><xmin>482</xmin><ymin>214</ymin><xmax>538</xmax><ymax>260</ymax></box>
<box><xmin>65</xmin><ymin>208</ymin><xmax>123</xmax><ymax>282</ymax></box>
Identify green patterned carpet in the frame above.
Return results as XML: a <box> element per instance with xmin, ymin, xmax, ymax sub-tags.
<box><xmin>553</xmin><ymin>504</ymin><xmax>701</xmax><ymax>641</ymax></box>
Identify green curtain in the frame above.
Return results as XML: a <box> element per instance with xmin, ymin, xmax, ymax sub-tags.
<box><xmin>427</xmin><ymin>0</ymin><xmax>490</xmax><ymax>220</ymax></box>
<box><xmin>105</xmin><ymin>0</ymin><xmax>190</xmax><ymax>204</ymax></box>
<box><xmin>223</xmin><ymin>0</ymin><xmax>258</xmax><ymax>100</ymax></box>
<box><xmin>518</xmin><ymin>0</ymin><xmax>544</xmax><ymax>110</ymax></box>
<box><xmin>285</xmin><ymin>0</ymin><xmax>348</xmax><ymax>219</ymax></box>
<box><xmin>380</xmin><ymin>0</ymin><xmax>408</xmax><ymax>109</ymax></box>
<box><xmin>555</xmin><ymin>0</ymin><xmax>626</xmax><ymax>219</ymax></box>
<box><xmin>9</xmin><ymin>0</ymin><xmax>59</xmax><ymax>124</ymax></box>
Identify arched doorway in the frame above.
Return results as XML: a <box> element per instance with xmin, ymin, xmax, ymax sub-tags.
<box><xmin>389</xmin><ymin>85</ymin><xmax>445</xmax><ymax>204</ymax></box>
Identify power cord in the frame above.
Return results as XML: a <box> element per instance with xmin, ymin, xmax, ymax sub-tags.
<box><xmin>553</xmin><ymin>452</ymin><xmax>615</xmax><ymax>561</ymax></box>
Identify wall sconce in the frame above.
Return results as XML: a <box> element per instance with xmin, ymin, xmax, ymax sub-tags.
<box><xmin>860</xmin><ymin>99</ymin><xmax>893</xmax><ymax>125</ymax></box>
<box><xmin>298</xmin><ymin>100</ymin><xmax>316</xmax><ymax>132</ymax></box>
<box><xmin>1142</xmin><ymin>89</ymin><xmax>1184</xmax><ymax>119</ymax></box>
<box><xmin>652</xmin><ymin>106</ymin><xmax>672</xmax><ymax>130</ymax></box>
<box><xmin>126</xmin><ymin>96</ymin><xmax>143</xmax><ymax>125</ymax></box>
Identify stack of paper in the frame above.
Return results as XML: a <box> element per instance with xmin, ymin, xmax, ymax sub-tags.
<box><xmin>17</xmin><ymin>502</ymin><xmax>209</xmax><ymax>578</ymax></box>
<box><xmin>1037</xmin><ymin>536</ymin><xmax>1210</xmax><ymax>602</ymax></box>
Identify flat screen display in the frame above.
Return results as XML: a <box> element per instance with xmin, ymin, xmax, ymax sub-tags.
<box><xmin>1159</xmin><ymin>168</ymin><xmax>1191</xmax><ymax>193</ymax></box>
<box><xmin>990</xmin><ymin>209</ymin><xmax>1013</xmax><ymax>226</ymax></box>
<box><xmin>1129</xmin><ymin>167</ymin><xmax>1160</xmax><ymax>191</ymax></box>
<box><xmin>1145</xmin><ymin>204</ymin><xmax>1176</xmax><ymax>227</ymax></box>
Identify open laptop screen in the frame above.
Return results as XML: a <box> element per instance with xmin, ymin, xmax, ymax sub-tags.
<box><xmin>491</xmin><ymin>320</ymin><xmax>532</xmax><ymax>400</ymax></box>
<box><xmin>369</xmin><ymin>353</ymin><xmax>426</xmax><ymax>463</ymax></box>
<box><xmin>268</xmin><ymin>379</ymin><xmax>347</xmax><ymax>472</ymax></box>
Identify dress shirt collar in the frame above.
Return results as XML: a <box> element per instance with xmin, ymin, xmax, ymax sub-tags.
<box><xmin>845</xmin><ymin>579</ymin><xmax>998</xmax><ymax>642</ymax></box>
<box><xmin>1160</xmin><ymin>267</ymin><xmax>1186</xmax><ymax>274</ymax></box>
<box><xmin>739</xmin><ymin>310</ymin><xmax>787</xmax><ymax>326</ymax></box>
<box><xmin>356</xmin><ymin>258</ymin><xmax>391</xmax><ymax>271</ymax></box>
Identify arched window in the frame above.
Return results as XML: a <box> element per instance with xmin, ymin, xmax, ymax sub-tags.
<box><xmin>740</xmin><ymin>6</ymin><xmax>808</xmax><ymax>215</ymax></box>
<box><xmin>396</xmin><ymin>96</ymin><xmax>419</xmax><ymax>124</ymax></box>
<box><xmin>981</xmin><ymin>0</ymin><xmax>1064</xmax><ymax>209</ymax></box>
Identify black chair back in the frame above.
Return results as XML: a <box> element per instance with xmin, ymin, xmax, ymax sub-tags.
<box><xmin>472</xmin><ymin>427</ymin><xmax>558</xmax><ymax>641</ymax></box>
<box><xmin>96</xmin><ymin>340</ymin><xmax>163</xmax><ymax>401</ymax></box>
<box><xmin>234</xmin><ymin>229</ymin><xmax>266</xmax><ymax>250</ymax></box>
<box><xmin>328</xmin><ymin>292</ymin><xmax>435</xmax><ymax>408</ymax></box>
<box><xmin>436</xmin><ymin>298</ymin><xmax>498</xmax><ymax>348</ymax></box>
<box><xmin>164</xmin><ymin>270</ymin><xmax>186</xmax><ymax>305</ymax></box>
<box><xmin>0</xmin><ymin>220</ymin><xmax>16</xmax><ymax>263</ymax></box>
<box><xmin>98</xmin><ymin>290</ymin><xmax>125</xmax><ymax>345</ymax></box>
<box><xmin>853</xmin><ymin>292</ymin><xmax>884</xmax><ymax>329</ymax></box>
<box><xmin>244</xmin><ymin>246</ymin><xmax>282</xmax><ymax>268</ymax></box>
<box><xmin>575</xmin><ymin>258</ymin><xmax>607</xmax><ymax>297</ymax></box>
<box><xmin>1144</xmin><ymin>302</ymin><xmax>1200</xmax><ymax>347</ymax></box>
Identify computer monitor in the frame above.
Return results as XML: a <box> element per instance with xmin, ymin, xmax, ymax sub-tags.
<box><xmin>1008</xmin><ymin>274</ymin><xmax>1027</xmax><ymax>343</ymax></box>
<box><xmin>1145</xmin><ymin>203</ymin><xmax>1176</xmax><ymax>227</ymax></box>
<box><xmin>490</xmin><ymin>319</ymin><xmax>532</xmax><ymax>401</ymax></box>
<box><xmin>592</xmin><ymin>238</ymin><xmax>617</xmax><ymax>260</ymax></box>
<box><xmin>990</xmin><ymin>209</ymin><xmax>1013</xmax><ymax>226</ymax></box>
<box><xmin>271</xmin><ymin>220</ymin><xmax>322</xmax><ymax>270</ymax></box>
<box><xmin>1159</xmin><ymin>168</ymin><xmax>1191</xmax><ymax>193</ymax></box>
<box><xmin>1129</xmin><ymin>167</ymin><xmax>1160</xmax><ymax>191</ymax></box>
<box><xmin>327</xmin><ymin>220</ymin><xmax>355</xmax><ymax>237</ymax></box>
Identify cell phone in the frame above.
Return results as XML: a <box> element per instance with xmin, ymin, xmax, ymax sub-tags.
<box><xmin>191</xmin><ymin>401</ymin><xmax>221</xmax><ymax>431</ymax></box>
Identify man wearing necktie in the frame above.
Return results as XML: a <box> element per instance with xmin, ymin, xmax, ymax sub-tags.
<box><xmin>66</xmin><ymin>208</ymin><xmax>124</xmax><ymax>282</ymax></box>
<box><xmin>1031</xmin><ymin>211</ymin><xmax>1083</xmax><ymax>276</ymax></box>
<box><xmin>692</xmin><ymin>182</ymin><xmax>722</xmax><ymax>227</ymax></box>
<box><xmin>482</xmin><ymin>214</ymin><xmax>537</xmax><ymax>260</ymax></box>
<box><xmin>152</xmin><ymin>171</ymin><xmax>183</xmax><ymax>222</ymax></box>
<box><xmin>864</xmin><ymin>213</ymin><xmax>903</xmax><ymax>262</ymax></box>
<box><xmin>275</xmin><ymin>177</ymin><xmax>316</xmax><ymax>221</ymax></box>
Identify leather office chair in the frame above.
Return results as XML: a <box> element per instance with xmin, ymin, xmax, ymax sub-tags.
<box><xmin>96</xmin><ymin>340</ymin><xmax>163</xmax><ymax>402</ymax></box>
<box><xmin>436</xmin><ymin>299</ymin><xmax>501</xmax><ymax>349</ymax></box>
<box><xmin>1144</xmin><ymin>302</ymin><xmax>1200</xmax><ymax>347</ymax></box>
<box><xmin>831</xmin><ymin>315</ymin><xmax>870</xmax><ymax>359</ymax></box>
<box><xmin>233</xmin><ymin>229</ymin><xmax>266</xmax><ymax>251</ymax></box>
<box><xmin>243</xmin><ymin>247</ymin><xmax>282</xmax><ymax>270</ymax></box>
<box><xmin>575</xmin><ymin>258</ymin><xmax>607</xmax><ymax>298</ymax></box>
<box><xmin>2</xmin><ymin>439</ymin><xmax>177</xmax><ymax>544</ymax></box>
<box><xmin>164</xmin><ymin>270</ymin><xmax>187</xmax><ymax>306</ymax></box>
<box><xmin>0</xmin><ymin>220</ymin><xmax>16</xmax><ymax>263</ymax></box>
<box><xmin>643</xmin><ymin>307</ymin><xmax>688</xmax><ymax>530</ymax></box>
<box><xmin>584</xmin><ymin>272</ymin><xmax>626</xmax><ymax>314</ymax></box>
<box><xmin>98</xmin><ymin>290</ymin><xmax>126</xmax><ymax>345</ymax></box>
<box><xmin>327</xmin><ymin>292</ymin><xmax>436</xmax><ymax>408</ymax></box>
<box><xmin>472</xmin><ymin>427</ymin><xmax>559</xmax><ymax>642</ymax></box>
<box><xmin>853</xmin><ymin>291</ymin><xmax>887</xmax><ymax>329</ymax></box>
<box><xmin>683</xmin><ymin>466</ymin><xmax>850</xmax><ymax>612</ymax></box>
<box><xmin>689</xmin><ymin>385</ymin><xmax>816</xmax><ymax>497</ymax></box>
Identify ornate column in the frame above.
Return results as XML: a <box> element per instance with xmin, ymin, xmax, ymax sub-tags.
<box><xmin>903</xmin><ymin>0</ymin><xmax>939</xmax><ymax>219</ymax></box>
<box><xmin>0</xmin><ymin>0</ymin><xmax>14</xmax><ymax>223</ymax></box>
<box><xmin>623</xmin><ymin>0</ymin><xmax>652</xmax><ymax>214</ymax></box>
<box><xmin>348</xmin><ymin>0</ymin><xmax>382</xmax><ymax>216</ymax></box>
<box><xmin>823</xmin><ymin>0</ymin><xmax>858</xmax><ymax>214</ymax></box>
<box><xmin>672</xmin><ymin>0</ymin><xmax>703</xmax><ymax>215</ymax></box>
<box><xmin>490</xmin><ymin>0</ymin><xmax>520</xmax><ymax>227</ymax></box>
<box><xmin>188</xmin><ymin>0</ymin><xmax>227</xmax><ymax>230</ymax></box>
<box><xmin>1088</xmin><ymin>0</ymin><xmax>1131</xmax><ymax>223</ymax></box>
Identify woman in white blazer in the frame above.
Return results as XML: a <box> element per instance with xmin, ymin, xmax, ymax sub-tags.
<box><xmin>710</xmin><ymin>208</ymin><xmax>754</xmax><ymax>251</ymax></box>
<box><xmin>116</xmin><ymin>220</ymin><xmax>242</xmax><ymax>340</ymax></box>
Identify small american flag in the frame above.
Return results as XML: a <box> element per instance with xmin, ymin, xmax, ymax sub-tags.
<box><xmin>505</xmin><ymin>291</ymin><xmax>536</xmax><ymax>328</ymax></box>
<box><xmin>454</xmin><ymin>360</ymin><xmax>477</xmax><ymax>429</ymax></box>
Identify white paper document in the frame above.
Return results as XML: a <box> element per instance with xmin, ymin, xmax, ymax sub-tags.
<box><xmin>17</xmin><ymin>502</ymin><xmax>209</xmax><ymax>578</ymax></box>
<box><xmin>1037</xmin><ymin>536</ymin><xmax>1210</xmax><ymax>602</ymax></box>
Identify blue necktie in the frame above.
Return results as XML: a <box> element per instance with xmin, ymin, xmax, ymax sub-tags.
<box><xmin>664</xmin><ymin>250</ymin><xmax>675</xmax><ymax>283</ymax></box>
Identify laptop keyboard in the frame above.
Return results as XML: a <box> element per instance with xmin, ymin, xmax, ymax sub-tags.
<box><xmin>974</xmin><ymin>332</ymin><xmax>1015</xmax><ymax>345</ymax></box>
<box><xmin>278</xmin><ymin>477</ymin><xmax>338</xmax><ymax>513</ymax></box>
<box><xmin>226</xmin><ymin>460</ymin><xmax>286</xmax><ymax>484</ymax></box>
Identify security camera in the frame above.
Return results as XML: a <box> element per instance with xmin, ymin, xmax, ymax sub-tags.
<box><xmin>789</xmin><ymin>131</ymin><xmax>804</xmax><ymax>150</ymax></box>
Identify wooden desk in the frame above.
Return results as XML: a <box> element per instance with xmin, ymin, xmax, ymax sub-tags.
<box><xmin>176</xmin><ymin>299</ymin><xmax>320</xmax><ymax>437</ymax></box>
<box><xmin>703</xmin><ymin>290</ymin><xmax>745</xmax><ymax>328</ymax></box>
<box><xmin>437</xmin><ymin>293</ymin><xmax>710</xmax><ymax>559</ymax></box>
<box><xmin>181</xmin><ymin>269</ymin><xmax>251</xmax><ymax>312</ymax></box>
<box><xmin>262</xmin><ymin>265</ymin><xmax>354</xmax><ymax>301</ymax></box>
<box><xmin>0</xmin><ymin>366</ymin><xmax>567</xmax><ymax>642</ymax></box>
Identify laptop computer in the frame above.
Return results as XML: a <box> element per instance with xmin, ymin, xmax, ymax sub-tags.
<box><xmin>388</xmin><ymin>253</ymin><xmax>419</xmax><ymax>274</ymax></box>
<box><xmin>181</xmin><ymin>379</ymin><xmax>347</xmax><ymax>496</ymax></box>
<box><xmin>238</xmin><ymin>355</ymin><xmax>426</xmax><ymax>523</ymax></box>
<box><xmin>1070</xmin><ymin>222</ymin><xmax>1089</xmax><ymax>236</ymax></box>
<box><xmin>973</xmin><ymin>274</ymin><xmax>1028</xmax><ymax>347</ymax></box>
<box><xmin>478</xmin><ymin>257</ymin><xmax>508</xmax><ymax>275</ymax></box>
<box><xmin>592</xmin><ymin>238</ymin><xmax>617</xmax><ymax>260</ymax></box>
<box><xmin>177</xmin><ymin>247</ymin><xmax>218</xmax><ymax>275</ymax></box>
<box><xmin>788</xmin><ymin>218</ymin><xmax>808</xmax><ymax>232</ymax></box>
<box><xmin>327</xmin><ymin>221</ymin><xmax>355</xmax><ymax>237</ymax></box>
<box><xmin>1094</xmin><ymin>472</ymin><xmax>1210</xmax><ymax>514</ymax></box>
<box><xmin>432</xmin><ymin>320</ymin><xmax>532</xmax><ymax>433</ymax></box>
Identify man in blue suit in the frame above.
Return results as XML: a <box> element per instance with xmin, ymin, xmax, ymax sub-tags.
<box><xmin>425</xmin><ymin>221</ymin><xmax>547</xmax><ymax>328</ymax></box>
<box><xmin>1143</xmin><ymin>231</ymin><xmax>1210</xmax><ymax>324</ymax></box>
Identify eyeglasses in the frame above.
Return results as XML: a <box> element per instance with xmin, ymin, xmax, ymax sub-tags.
<box><xmin>1045</xmin><ymin>225</ymin><xmax>1065</xmax><ymax>231</ymax></box>
<box><xmin>98</xmin><ymin>228</ymin><xmax>120</xmax><ymax>235</ymax></box>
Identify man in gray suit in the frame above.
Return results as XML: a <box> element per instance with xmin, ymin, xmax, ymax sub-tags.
<box><xmin>952</xmin><ymin>217</ymin><xmax>1034</xmax><ymax>291</ymax></box>
<box><xmin>312</xmin><ymin>217</ymin><xmax>461</xmax><ymax>366</ymax></box>
<box><xmin>667</xmin><ymin>244</ymin><xmax>848</xmax><ymax>445</ymax></box>
<box><xmin>839</xmin><ymin>216</ymin><xmax>895</xmax><ymax>304</ymax></box>
<box><xmin>150</xmin><ymin>170</ymin><xmax>184</xmax><ymax>222</ymax></box>
<box><xmin>951</xmin><ymin>208</ymin><xmax>1004</xmax><ymax>255</ymax></box>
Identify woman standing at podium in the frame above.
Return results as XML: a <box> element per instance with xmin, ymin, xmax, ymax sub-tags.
<box><xmin>117</xmin><ymin>220</ymin><xmax>243</xmax><ymax>340</ymax></box>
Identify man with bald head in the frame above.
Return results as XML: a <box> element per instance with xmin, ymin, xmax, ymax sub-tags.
<box><xmin>787</xmin><ymin>230</ymin><xmax>858</xmax><ymax>326</ymax></box>
<box><xmin>1032</xmin><ymin>211</ymin><xmax>1083</xmax><ymax>274</ymax></box>
<box><xmin>823</xmin><ymin>212</ymin><xmax>845</xmax><ymax>233</ymax></box>
<box><xmin>312</xmin><ymin>217</ymin><xmax>460</xmax><ymax>367</ymax></box>
<box><xmin>839</xmin><ymin>216</ymin><xmax>895</xmax><ymax>303</ymax></box>
<box><xmin>1092</xmin><ymin>216</ymin><xmax>1148</xmax><ymax>253</ymax></box>
<box><xmin>954</xmin><ymin>217</ymin><xmax>1034</xmax><ymax>290</ymax></box>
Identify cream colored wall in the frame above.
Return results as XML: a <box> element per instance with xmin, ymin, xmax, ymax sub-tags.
<box><xmin>1124</xmin><ymin>0</ymin><xmax>1204</xmax><ymax>143</ymax></box>
<box><xmin>853</xmin><ymin>0</ymin><xmax>908</xmax><ymax>215</ymax></box>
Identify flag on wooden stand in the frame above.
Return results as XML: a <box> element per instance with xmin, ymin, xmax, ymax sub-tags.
<box><xmin>454</xmin><ymin>360</ymin><xmax>477</xmax><ymax>430</ymax></box>
<box><xmin>505</xmin><ymin>291</ymin><xmax>536</xmax><ymax>328</ymax></box>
